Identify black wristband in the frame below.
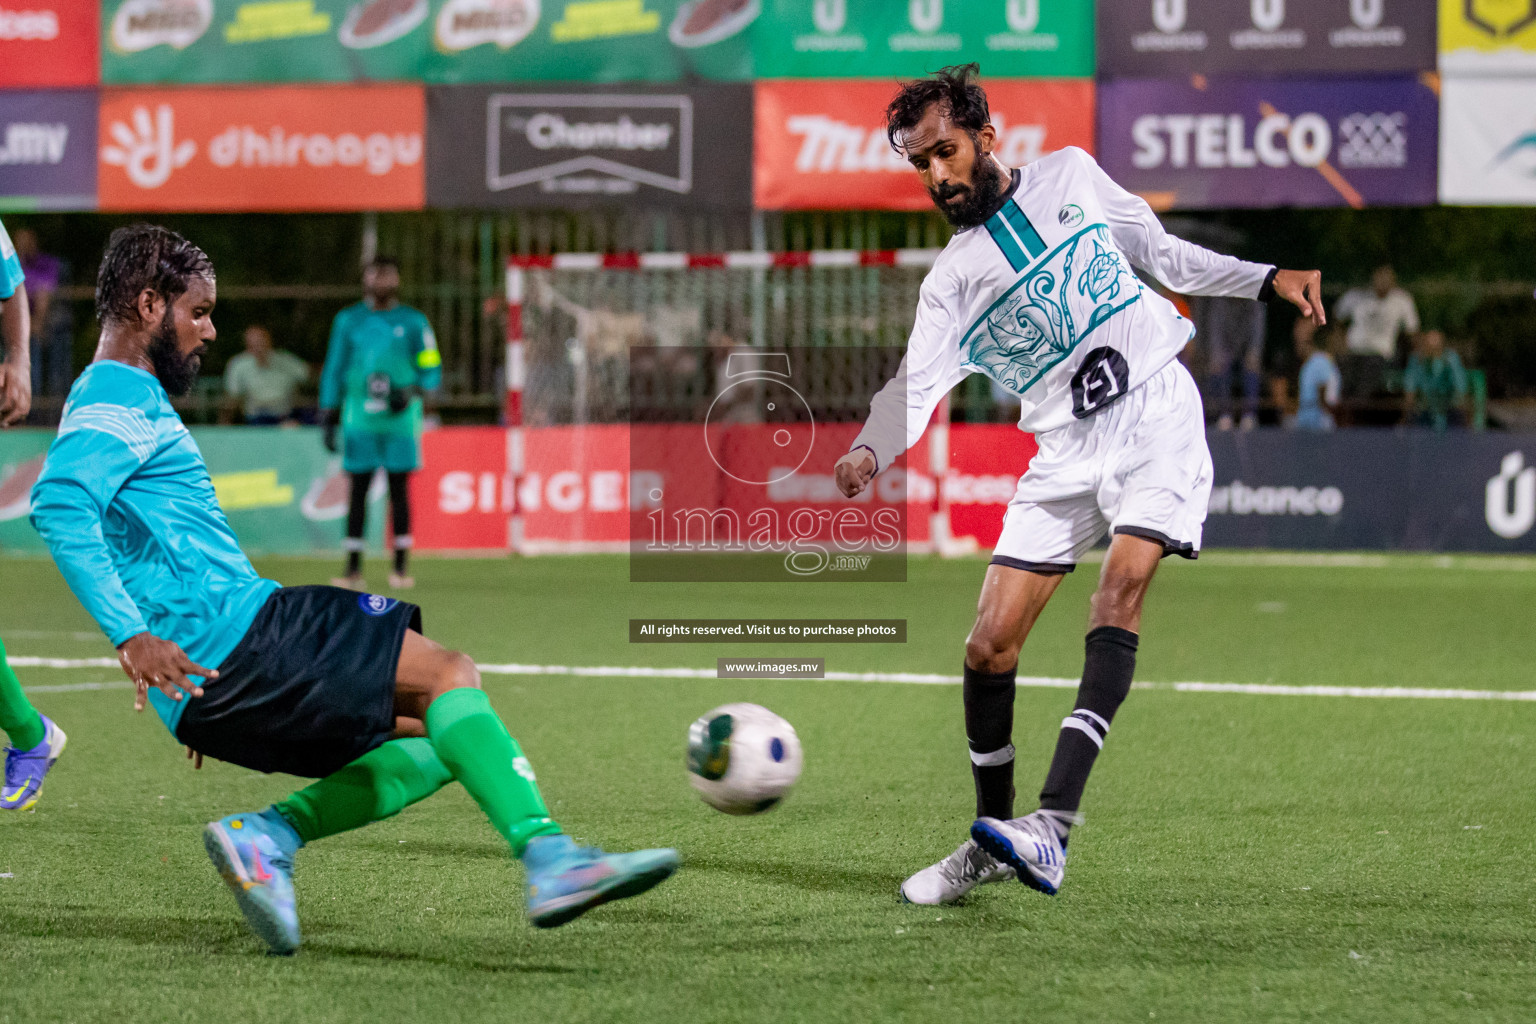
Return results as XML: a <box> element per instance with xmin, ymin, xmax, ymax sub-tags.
<box><xmin>1256</xmin><ymin>267</ymin><xmax>1279</xmax><ymax>304</ymax></box>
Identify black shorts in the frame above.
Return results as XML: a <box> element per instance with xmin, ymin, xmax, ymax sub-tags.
<box><xmin>176</xmin><ymin>585</ymin><xmax>421</xmax><ymax>778</ymax></box>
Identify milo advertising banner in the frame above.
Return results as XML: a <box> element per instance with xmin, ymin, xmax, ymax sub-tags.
<box><xmin>753</xmin><ymin>0</ymin><xmax>1094</xmax><ymax>78</ymax></box>
<box><xmin>0</xmin><ymin>428</ymin><xmax>389</xmax><ymax>556</ymax></box>
<box><xmin>101</xmin><ymin>0</ymin><xmax>754</xmax><ymax>83</ymax></box>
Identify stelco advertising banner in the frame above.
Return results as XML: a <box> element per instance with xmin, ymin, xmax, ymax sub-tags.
<box><xmin>754</xmin><ymin>78</ymin><xmax>1095</xmax><ymax>211</ymax></box>
<box><xmin>1439</xmin><ymin>0</ymin><xmax>1536</xmax><ymax>74</ymax></box>
<box><xmin>1439</xmin><ymin>77</ymin><xmax>1536</xmax><ymax>205</ymax></box>
<box><xmin>1096</xmin><ymin>75</ymin><xmax>1437</xmax><ymax>209</ymax></box>
<box><xmin>0</xmin><ymin>90</ymin><xmax>97</xmax><ymax>211</ymax></box>
<box><xmin>98</xmin><ymin>84</ymin><xmax>425</xmax><ymax>211</ymax></box>
<box><xmin>1097</xmin><ymin>0</ymin><xmax>1436</xmax><ymax>76</ymax></box>
<box><xmin>101</xmin><ymin>0</ymin><xmax>753</xmax><ymax>83</ymax></box>
<box><xmin>426</xmin><ymin>83</ymin><xmax>753</xmax><ymax>208</ymax></box>
<box><xmin>0</xmin><ymin>0</ymin><xmax>98</xmax><ymax>87</ymax></box>
<box><xmin>753</xmin><ymin>0</ymin><xmax>1094</xmax><ymax>78</ymax></box>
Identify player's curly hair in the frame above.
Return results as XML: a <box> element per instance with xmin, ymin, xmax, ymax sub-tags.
<box><xmin>885</xmin><ymin>63</ymin><xmax>992</xmax><ymax>153</ymax></box>
<box><xmin>94</xmin><ymin>223</ymin><xmax>214</xmax><ymax>327</ymax></box>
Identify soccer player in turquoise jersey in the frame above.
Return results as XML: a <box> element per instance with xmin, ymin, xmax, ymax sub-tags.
<box><xmin>31</xmin><ymin>225</ymin><xmax>677</xmax><ymax>954</ymax></box>
<box><xmin>319</xmin><ymin>255</ymin><xmax>439</xmax><ymax>590</ymax></box>
<box><xmin>0</xmin><ymin>217</ymin><xmax>67</xmax><ymax>812</ymax></box>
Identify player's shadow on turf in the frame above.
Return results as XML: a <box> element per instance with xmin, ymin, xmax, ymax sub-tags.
<box><xmin>0</xmin><ymin>907</ymin><xmax>253</xmax><ymax>953</ymax></box>
<box><xmin>684</xmin><ymin>853</ymin><xmax>896</xmax><ymax>893</ymax></box>
<box><xmin>303</xmin><ymin>944</ymin><xmax>589</xmax><ymax>975</ymax></box>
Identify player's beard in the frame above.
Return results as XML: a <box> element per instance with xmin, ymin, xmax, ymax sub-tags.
<box><xmin>929</xmin><ymin>154</ymin><xmax>1009</xmax><ymax>230</ymax></box>
<box><xmin>147</xmin><ymin>312</ymin><xmax>205</xmax><ymax>397</ymax></box>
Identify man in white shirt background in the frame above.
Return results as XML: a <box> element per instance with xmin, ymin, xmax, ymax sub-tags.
<box><xmin>1334</xmin><ymin>265</ymin><xmax>1419</xmax><ymax>404</ymax></box>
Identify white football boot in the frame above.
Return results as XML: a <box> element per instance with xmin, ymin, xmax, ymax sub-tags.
<box><xmin>970</xmin><ymin>811</ymin><xmax>1071</xmax><ymax>895</ymax></box>
<box><xmin>899</xmin><ymin>838</ymin><xmax>1015</xmax><ymax>905</ymax></box>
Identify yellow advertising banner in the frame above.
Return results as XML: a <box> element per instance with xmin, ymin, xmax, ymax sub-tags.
<box><xmin>1440</xmin><ymin>0</ymin><xmax>1536</xmax><ymax>73</ymax></box>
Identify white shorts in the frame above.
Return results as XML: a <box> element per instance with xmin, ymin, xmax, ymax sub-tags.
<box><xmin>992</xmin><ymin>359</ymin><xmax>1212</xmax><ymax>574</ymax></box>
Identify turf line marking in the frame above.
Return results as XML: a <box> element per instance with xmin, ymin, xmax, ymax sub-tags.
<box><xmin>20</xmin><ymin>659</ymin><xmax>1536</xmax><ymax>703</ymax></box>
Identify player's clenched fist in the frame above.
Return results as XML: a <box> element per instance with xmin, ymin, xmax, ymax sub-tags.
<box><xmin>835</xmin><ymin>447</ymin><xmax>877</xmax><ymax>498</ymax></box>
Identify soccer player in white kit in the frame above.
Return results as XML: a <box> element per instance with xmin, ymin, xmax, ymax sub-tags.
<box><xmin>834</xmin><ymin>66</ymin><xmax>1326</xmax><ymax>904</ymax></box>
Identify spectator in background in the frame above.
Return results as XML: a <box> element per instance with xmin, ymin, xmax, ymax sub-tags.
<box><xmin>1192</xmin><ymin>295</ymin><xmax>1265</xmax><ymax>430</ymax></box>
<box><xmin>222</xmin><ymin>324</ymin><xmax>311</xmax><ymax>425</ymax></box>
<box><xmin>1334</xmin><ymin>265</ymin><xmax>1419</xmax><ymax>399</ymax></box>
<box><xmin>1290</xmin><ymin>316</ymin><xmax>1340</xmax><ymax>432</ymax></box>
<box><xmin>1403</xmin><ymin>329</ymin><xmax>1468</xmax><ymax>431</ymax></box>
<box><xmin>12</xmin><ymin>228</ymin><xmax>72</xmax><ymax>401</ymax></box>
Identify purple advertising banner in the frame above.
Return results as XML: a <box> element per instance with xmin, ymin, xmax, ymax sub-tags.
<box><xmin>1097</xmin><ymin>76</ymin><xmax>1437</xmax><ymax>210</ymax></box>
<box><xmin>0</xmin><ymin>89</ymin><xmax>96</xmax><ymax>211</ymax></box>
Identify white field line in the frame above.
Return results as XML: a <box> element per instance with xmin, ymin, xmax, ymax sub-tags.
<box><xmin>20</xmin><ymin>658</ymin><xmax>1536</xmax><ymax>703</ymax></box>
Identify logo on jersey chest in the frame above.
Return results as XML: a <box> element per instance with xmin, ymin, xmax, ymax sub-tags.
<box><xmin>960</xmin><ymin>223</ymin><xmax>1140</xmax><ymax>399</ymax></box>
<box><xmin>1057</xmin><ymin>203</ymin><xmax>1084</xmax><ymax>227</ymax></box>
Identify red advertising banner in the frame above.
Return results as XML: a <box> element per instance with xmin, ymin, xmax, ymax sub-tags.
<box><xmin>754</xmin><ymin>78</ymin><xmax>1095</xmax><ymax>211</ymax></box>
<box><xmin>945</xmin><ymin>424</ymin><xmax>1036</xmax><ymax>548</ymax></box>
<box><xmin>0</xmin><ymin>2</ymin><xmax>97</xmax><ymax>88</ymax></box>
<box><xmin>98</xmin><ymin>85</ymin><xmax>425</xmax><ymax>212</ymax></box>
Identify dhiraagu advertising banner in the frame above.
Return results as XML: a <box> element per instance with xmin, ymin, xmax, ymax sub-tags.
<box><xmin>0</xmin><ymin>428</ymin><xmax>387</xmax><ymax>556</ymax></box>
<box><xmin>101</xmin><ymin>0</ymin><xmax>754</xmax><ymax>83</ymax></box>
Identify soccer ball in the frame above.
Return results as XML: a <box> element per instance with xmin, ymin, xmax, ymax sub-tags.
<box><xmin>686</xmin><ymin>703</ymin><xmax>803</xmax><ymax>815</ymax></box>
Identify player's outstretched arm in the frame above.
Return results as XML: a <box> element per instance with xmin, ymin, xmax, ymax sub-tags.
<box><xmin>1269</xmin><ymin>269</ymin><xmax>1326</xmax><ymax>326</ymax></box>
<box><xmin>0</xmin><ymin>285</ymin><xmax>31</xmax><ymax>425</ymax></box>
<box><xmin>835</xmin><ymin>446</ymin><xmax>877</xmax><ymax>498</ymax></box>
<box><xmin>117</xmin><ymin>632</ymin><xmax>217</xmax><ymax>712</ymax></box>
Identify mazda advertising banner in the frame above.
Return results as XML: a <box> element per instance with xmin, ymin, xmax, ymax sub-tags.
<box><xmin>1098</xmin><ymin>0</ymin><xmax>1435</xmax><ymax>76</ymax></box>
<box><xmin>0</xmin><ymin>1</ymin><xmax>98</xmax><ymax>88</ymax></box>
<box><xmin>754</xmin><ymin>79</ymin><xmax>1094</xmax><ymax>211</ymax></box>
<box><xmin>101</xmin><ymin>0</ymin><xmax>753</xmax><ymax>84</ymax></box>
<box><xmin>1440</xmin><ymin>0</ymin><xmax>1536</xmax><ymax>74</ymax></box>
<box><xmin>98</xmin><ymin>85</ymin><xmax>425</xmax><ymax>212</ymax></box>
<box><xmin>427</xmin><ymin>83</ymin><xmax>752</xmax><ymax>209</ymax></box>
<box><xmin>1096</xmin><ymin>76</ymin><xmax>1437</xmax><ymax>209</ymax></box>
<box><xmin>1204</xmin><ymin>432</ymin><xmax>1536</xmax><ymax>553</ymax></box>
<box><xmin>0</xmin><ymin>90</ymin><xmax>97</xmax><ymax>211</ymax></box>
<box><xmin>753</xmin><ymin>0</ymin><xmax>1094</xmax><ymax>78</ymax></box>
<box><xmin>1440</xmin><ymin>77</ymin><xmax>1536</xmax><ymax>205</ymax></box>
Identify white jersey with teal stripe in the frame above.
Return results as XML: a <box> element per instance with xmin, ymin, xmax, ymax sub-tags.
<box><xmin>851</xmin><ymin>147</ymin><xmax>1273</xmax><ymax>470</ymax></box>
<box><xmin>0</xmin><ymin>218</ymin><xmax>24</xmax><ymax>300</ymax></box>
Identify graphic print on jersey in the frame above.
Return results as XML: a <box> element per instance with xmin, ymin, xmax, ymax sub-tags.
<box><xmin>959</xmin><ymin>222</ymin><xmax>1142</xmax><ymax>400</ymax></box>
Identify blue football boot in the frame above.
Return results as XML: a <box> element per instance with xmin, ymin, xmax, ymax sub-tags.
<box><xmin>1</xmin><ymin>715</ymin><xmax>67</xmax><ymax>812</ymax></box>
<box><xmin>203</xmin><ymin>809</ymin><xmax>303</xmax><ymax>955</ymax></box>
<box><xmin>524</xmin><ymin>834</ymin><xmax>679</xmax><ymax>928</ymax></box>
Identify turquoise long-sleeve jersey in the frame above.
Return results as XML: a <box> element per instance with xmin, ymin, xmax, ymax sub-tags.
<box><xmin>30</xmin><ymin>361</ymin><xmax>279</xmax><ymax>732</ymax></box>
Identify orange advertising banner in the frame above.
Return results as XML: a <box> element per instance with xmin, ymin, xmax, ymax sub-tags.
<box><xmin>754</xmin><ymin>79</ymin><xmax>1095</xmax><ymax>211</ymax></box>
<box><xmin>99</xmin><ymin>85</ymin><xmax>425</xmax><ymax>212</ymax></box>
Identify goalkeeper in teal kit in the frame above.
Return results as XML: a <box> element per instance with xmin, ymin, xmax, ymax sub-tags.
<box><xmin>320</xmin><ymin>255</ymin><xmax>440</xmax><ymax>590</ymax></box>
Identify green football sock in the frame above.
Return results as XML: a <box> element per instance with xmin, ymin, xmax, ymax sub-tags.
<box><xmin>0</xmin><ymin>636</ymin><xmax>44</xmax><ymax>751</ymax></box>
<box><xmin>271</xmin><ymin>738</ymin><xmax>453</xmax><ymax>844</ymax></box>
<box><xmin>425</xmin><ymin>687</ymin><xmax>562</xmax><ymax>857</ymax></box>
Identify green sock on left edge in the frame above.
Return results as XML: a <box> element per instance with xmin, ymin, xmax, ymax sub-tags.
<box><xmin>0</xmin><ymin>636</ymin><xmax>44</xmax><ymax>750</ymax></box>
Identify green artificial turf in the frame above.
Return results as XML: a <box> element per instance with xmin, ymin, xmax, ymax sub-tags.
<box><xmin>1</xmin><ymin>554</ymin><xmax>1533</xmax><ymax>1023</ymax></box>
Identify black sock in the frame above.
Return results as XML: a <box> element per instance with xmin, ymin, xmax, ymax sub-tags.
<box><xmin>963</xmin><ymin>662</ymin><xmax>1016</xmax><ymax>819</ymax></box>
<box><xmin>344</xmin><ymin>471</ymin><xmax>370</xmax><ymax>577</ymax></box>
<box><xmin>393</xmin><ymin>546</ymin><xmax>409</xmax><ymax>574</ymax></box>
<box><xmin>1038</xmin><ymin>626</ymin><xmax>1138</xmax><ymax>820</ymax></box>
<box><xmin>387</xmin><ymin>471</ymin><xmax>411</xmax><ymax>575</ymax></box>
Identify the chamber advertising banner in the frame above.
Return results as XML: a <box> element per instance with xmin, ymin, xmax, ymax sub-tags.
<box><xmin>426</xmin><ymin>82</ymin><xmax>753</xmax><ymax>208</ymax></box>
